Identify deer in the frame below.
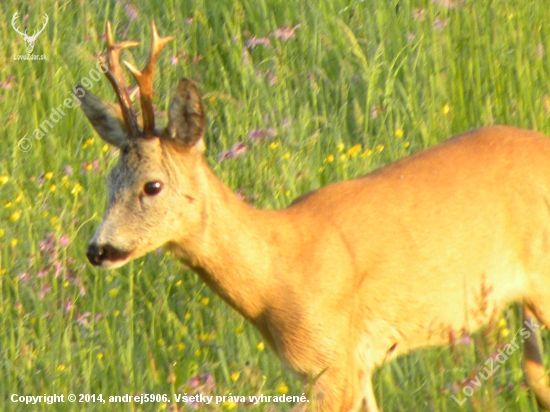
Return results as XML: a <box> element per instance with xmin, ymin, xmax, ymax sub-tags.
<box><xmin>11</xmin><ymin>12</ymin><xmax>49</xmax><ymax>54</ymax></box>
<box><xmin>77</xmin><ymin>21</ymin><xmax>550</xmax><ymax>411</ymax></box>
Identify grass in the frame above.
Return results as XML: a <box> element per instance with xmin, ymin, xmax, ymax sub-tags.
<box><xmin>1</xmin><ymin>0</ymin><xmax>549</xmax><ymax>410</ymax></box>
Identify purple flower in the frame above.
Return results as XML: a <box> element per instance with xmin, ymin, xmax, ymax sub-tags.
<box><xmin>248</xmin><ymin>128</ymin><xmax>277</xmax><ymax>142</ymax></box>
<box><xmin>273</xmin><ymin>24</ymin><xmax>301</xmax><ymax>41</ymax></box>
<box><xmin>59</xmin><ymin>235</ymin><xmax>70</xmax><ymax>248</ymax></box>
<box><xmin>246</xmin><ymin>36</ymin><xmax>271</xmax><ymax>48</ymax></box>
<box><xmin>218</xmin><ymin>142</ymin><xmax>248</xmax><ymax>162</ymax></box>
<box><xmin>124</xmin><ymin>3</ymin><xmax>138</xmax><ymax>21</ymax></box>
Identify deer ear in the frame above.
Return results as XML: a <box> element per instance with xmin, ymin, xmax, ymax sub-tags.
<box><xmin>164</xmin><ymin>78</ymin><xmax>206</xmax><ymax>149</ymax></box>
<box><xmin>75</xmin><ymin>84</ymin><xmax>128</xmax><ymax>148</ymax></box>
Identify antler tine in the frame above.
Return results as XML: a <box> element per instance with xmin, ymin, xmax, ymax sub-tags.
<box><xmin>124</xmin><ymin>21</ymin><xmax>174</xmax><ymax>137</ymax></box>
<box><xmin>103</xmin><ymin>21</ymin><xmax>140</xmax><ymax>136</ymax></box>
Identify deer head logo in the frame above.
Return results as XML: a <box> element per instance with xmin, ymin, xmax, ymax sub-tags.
<box><xmin>11</xmin><ymin>12</ymin><xmax>49</xmax><ymax>54</ymax></box>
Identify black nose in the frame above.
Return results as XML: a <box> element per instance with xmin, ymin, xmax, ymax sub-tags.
<box><xmin>86</xmin><ymin>243</ymin><xmax>106</xmax><ymax>266</ymax></box>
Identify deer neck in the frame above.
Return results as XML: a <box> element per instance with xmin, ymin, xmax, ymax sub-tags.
<box><xmin>168</xmin><ymin>163</ymin><xmax>286</xmax><ymax>322</ymax></box>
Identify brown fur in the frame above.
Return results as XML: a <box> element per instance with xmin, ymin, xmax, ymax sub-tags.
<box><xmin>79</xmin><ymin>24</ymin><xmax>550</xmax><ymax>412</ymax></box>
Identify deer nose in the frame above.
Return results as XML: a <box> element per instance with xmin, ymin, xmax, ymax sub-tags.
<box><xmin>86</xmin><ymin>243</ymin><xmax>106</xmax><ymax>266</ymax></box>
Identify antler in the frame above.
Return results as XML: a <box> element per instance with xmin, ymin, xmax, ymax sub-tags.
<box><xmin>123</xmin><ymin>22</ymin><xmax>174</xmax><ymax>137</ymax></box>
<box><xmin>103</xmin><ymin>21</ymin><xmax>140</xmax><ymax>136</ymax></box>
<box><xmin>11</xmin><ymin>12</ymin><xmax>27</xmax><ymax>38</ymax></box>
<box><xmin>30</xmin><ymin>14</ymin><xmax>49</xmax><ymax>39</ymax></box>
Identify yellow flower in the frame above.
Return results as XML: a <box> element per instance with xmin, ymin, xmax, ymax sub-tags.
<box><xmin>109</xmin><ymin>288</ymin><xmax>118</xmax><ymax>298</ymax></box>
<box><xmin>269</xmin><ymin>141</ymin><xmax>279</xmax><ymax>150</ymax></box>
<box><xmin>231</xmin><ymin>372</ymin><xmax>240</xmax><ymax>382</ymax></box>
<box><xmin>102</xmin><ymin>144</ymin><xmax>109</xmax><ymax>153</ymax></box>
<box><xmin>285</xmin><ymin>190</ymin><xmax>291</xmax><ymax>197</ymax></box>
<box><xmin>44</xmin><ymin>172</ymin><xmax>53</xmax><ymax>180</ymax></box>
<box><xmin>375</xmin><ymin>144</ymin><xmax>384</xmax><ymax>153</ymax></box>
<box><xmin>0</xmin><ymin>176</ymin><xmax>9</xmax><ymax>184</ymax></box>
<box><xmin>10</xmin><ymin>210</ymin><xmax>21</xmax><ymax>222</ymax></box>
<box><xmin>15</xmin><ymin>193</ymin><xmax>23</xmax><ymax>203</ymax></box>
<box><xmin>177</xmin><ymin>342</ymin><xmax>185</xmax><ymax>352</ymax></box>
<box><xmin>97</xmin><ymin>353</ymin><xmax>104</xmax><ymax>360</ymax></box>
<box><xmin>61</xmin><ymin>176</ymin><xmax>69</xmax><ymax>188</ymax></box>
<box><xmin>82</xmin><ymin>138</ymin><xmax>95</xmax><ymax>149</ymax></box>
<box><xmin>185</xmin><ymin>312</ymin><xmax>191</xmax><ymax>321</ymax></box>
<box><xmin>347</xmin><ymin>144</ymin><xmax>362</xmax><ymax>158</ymax></box>
<box><xmin>50</xmin><ymin>216</ymin><xmax>59</xmax><ymax>225</ymax></box>
<box><xmin>500</xmin><ymin>328</ymin><xmax>510</xmax><ymax>338</ymax></box>
<box><xmin>395</xmin><ymin>129</ymin><xmax>404</xmax><ymax>138</ymax></box>
<box><xmin>362</xmin><ymin>149</ymin><xmax>373</xmax><ymax>157</ymax></box>
<box><xmin>498</xmin><ymin>318</ymin><xmax>507</xmax><ymax>329</ymax></box>
<box><xmin>158</xmin><ymin>338</ymin><xmax>165</xmax><ymax>346</ymax></box>
<box><xmin>4</xmin><ymin>202</ymin><xmax>13</xmax><ymax>209</ymax></box>
<box><xmin>114</xmin><ymin>310</ymin><xmax>120</xmax><ymax>317</ymax></box>
<box><xmin>85</xmin><ymin>163</ymin><xmax>93</xmax><ymax>172</ymax></box>
<box><xmin>0</xmin><ymin>228</ymin><xmax>4</xmax><ymax>237</ymax></box>
<box><xmin>57</xmin><ymin>364</ymin><xmax>66</xmax><ymax>372</ymax></box>
<box><xmin>325</xmin><ymin>154</ymin><xmax>335</xmax><ymax>163</ymax></box>
<box><xmin>175</xmin><ymin>280</ymin><xmax>182</xmax><ymax>286</ymax></box>
<box><xmin>49</xmin><ymin>184</ymin><xmax>57</xmax><ymax>193</ymax></box>
<box><xmin>257</xmin><ymin>342</ymin><xmax>265</xmax><ymax>351</ymax></box>
<box><xmin>195</xmin><ymin>348</ymin><xmax>202</xmax><ymax>356</ymax></box>
<box><xmin>277</xmin><ymin>382</ymin><xmax>289</xmax><ymax>394</ymax></box>
<box><xmin>71</xmin><ymin>183</ymin><xmax>83</xmax><ymax>195</ymax></box>
<box><xmin>224</xmin><ymin>401</ymin><xmax>237</xmax><ymax>410</ymax></box>
<box><xmin>442</xmin><ymin>104</ymin><xmax>450</xmax><ymax>115</ymax></box>
<box><xmin>336</xmin><ymin>143</ymin><xmax>345</xmax><ymax>153</ymax></box>
<box><xmin>282</xmin><ymin>152</ymin><xmax>291</xmax><ymax>160</ymax></box>
<box><xmin>403</xmin><ymin>141</ymin><xmax>410</xmax><ymax>149</ymax></box>
<box><xmin>201</xmin><ymin>297</ymin><xmax>210</xmax><ymax>306</ymax></box>
<box><xmin>10</xmin><ymin>239</ymin><xmax>18</xmax><ymax>247</ymax></box>
<box><xmin>0</xmin><ymin>269</ymin><xmax>5</xmax><ymax>275</ymax></box>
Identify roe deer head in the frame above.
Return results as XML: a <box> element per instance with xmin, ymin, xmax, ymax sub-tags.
<box><xmin>79</xmin><ymin>21</ymin><xmax>550</xmax><ymax>411</ymax></box>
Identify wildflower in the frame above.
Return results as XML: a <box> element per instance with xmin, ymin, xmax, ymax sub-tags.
<box><xmin>109</xmin><ymin>288</ymin><xmax>118</xmax><ymax>298</ymax></box>
<box><xmin>269</xmin><ymin>142</ymin><xmax>279</xmax><ymax>150</ymax></box>
<box><xmin>124</xmin><ymin>3</ymin><xmax>138</xmax><ymax>21</ymax></box>
<box><xmin>57</xmin><ymin>364</ymin><xmax>66</xmax><ymax>372</ymax></box>
<box><xmin>412</xmin><ymin>8</ymin><xmax>426</xmax><ymax>21</ymax></box>
<box><xmin>277</xmin><ymin>382</ymin><xmax>289</xmax><ymax>394</ymax></box>
<box><xmin>114</xmin><ymin>310</ymin><xmax>120</xmax><ymax>317</ymax></box>
<box><xmin>236</xmin><ymin>325</ymin><xmax>245</xmax><ymax>334</ymax></box>
<box><xmin>246</xmin><ymin>36</ymin><xmax>271</xmax><ymax>48</ymax></box>
<box><xmin>403</xmin><ymin>141</ymin><xmax>410</xmax><ymax>149</ymax></box>
<box><xmin>97</xmin><ymin>353</ymin><xmax>104</xmax><ymax>360</ymax></box>
<box><xmin>347</xmin><ymin>144</ymin><xmax>362</xmax><ymax>158</ymax></box>
<box><xmin>273</xmin><ymin>24</ymin><xmax>301</xmax><ymax>41</ymax></box>
<box><xmin>64</xmin><ymin>165</ymin><xmax>73</xmax><ymax>176</ymax></box>
<box><xmin>15</xmin><ymin>193</ymin><xmax>23</xmax><ymax>203</ymax></box>
<box><xmin>185</xmin><ymin>312</ymin><xmax>191</xmax><ymax>320</ymax></box>
<box><xmin>248</xmin><ymin>128</ymin><xmax>277</xmax><ymax>142</ymax></box>
<box><xmin>336</xmin><ymin>143</ymin><xmax>345</xmax><ymax>153</ymax></box>
<box><xmin>10</xmin><ymin>239</ymin><xmax>18</xmax><ymax>247</ymax></box>
<box><xmin>257</xmin><ymin>342</ymin><xmax>265</xmax><ymax>351</ymax></box>
<box><xmin>158</xmin><ymin>338</ymin><xmax>165</xmax><ymax>346</ymax></box>
<box><xmin>59</xmin><ymin>235</ymin><xmax>70</xmax><ymax>247</ymax></box>
<box><xmin>231</xmin><ymin>372</ymin><xmax>240</xmax><ymax>382</ymax></box>
<box><xmin>500</xmin><ymin>328</ymin><xmax>510</xmax><ymax>338</ymax></box>
<box><xmin>10</xmin><ymin>210</ymin><xmax>22</xmax><ymax>222</ymax></box>
<box><xmin>71</xmin><ymin>183</ymin><xmax>83</xmax><ymax>195</ymax></box>
<box><xmin>0</xmin><ymin>228</ymin><xmax>4</xmax><ymax>237</ymax></box>
<box><xmin>0</xmin><ymin>175</ymin><xmax>9</xmax><ymax>184</ymax></box>
<box><xmin>201</xmin><ymin>297</ymin><xmax>210</xmax><ymax>306</ymax></box>
<box><xmin>325</xmin><ymin>154</ymin><xmax>335</xmax><ymax>163</ymax></box>
<box><xmin>282</xmin><ymin>152</ymin><xmax>291</xmax><ymax>160</ymax></box>
<box><xmin>101</xmin><ymin>144</ymin><xmax>109</xmax><ymax>153</ymax></box>
<box><xmin>44</xmin><ymin>172</ymin><xmax>53</xmax><ymax>180</ymax></box>
<box><xmin>395</xmin><ymin>129</ymin><xmax>404</xmax><ymax>138</ymax></box>
<box><xmin>170</xmin><ymin>55</ymin><xmax>178</xmax><ymax>66</ymax></box>
<box><xmin>375</xmin><ymin>144</ymin><xmax>385</xmax><ymax>153</ymax></box>
<box><xmin>434</xmin><ymin>17</ymin><xmax>450</xmax><ymax>31</ymax></box>
<box><xmin>442</xmin><ymin>104</ymin><xmax>451</xmax><ymax>115</ymax></box>
<box><xmin>177</xmin><ymin>342</ymin><xmax>185</xmax><ymax>352</ymax></box>
<box><xmin>82</xmin><ymin>138</ymin><xmax>95</xmax><ymax>149</ymax></box>
<box><xmin>219</xmin><ymin>142</ymin><xmax>248</xmax><ymax>162</ymax></box>
<box><xmin>498</xmin><ymin>318</ymin><xmax>508</xmax><ymax>329</ymax></box>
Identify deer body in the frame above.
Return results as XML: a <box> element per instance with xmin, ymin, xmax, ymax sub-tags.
<box><xmin>79</xmin><ymin>22</ymin><xmax>550</xmax><ymax>411</ymax></box>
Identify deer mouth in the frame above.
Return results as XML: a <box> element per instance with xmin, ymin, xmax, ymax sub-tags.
<box><xmin>86</xmin><ymin>243</ymin><xmax>134</xmax><ymax>268</ymax></box>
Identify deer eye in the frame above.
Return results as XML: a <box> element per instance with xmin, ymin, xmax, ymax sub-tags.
<box><xmin>143</xmin><ymin>181</ymin><xmax>163</xmax><ymax>196</ymax></box>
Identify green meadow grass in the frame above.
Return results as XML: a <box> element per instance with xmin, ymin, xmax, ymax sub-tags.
<box><xmin>1</xmin><ymin>0</ymin><xmax>550</xmax><ymax>410</ymax></box>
